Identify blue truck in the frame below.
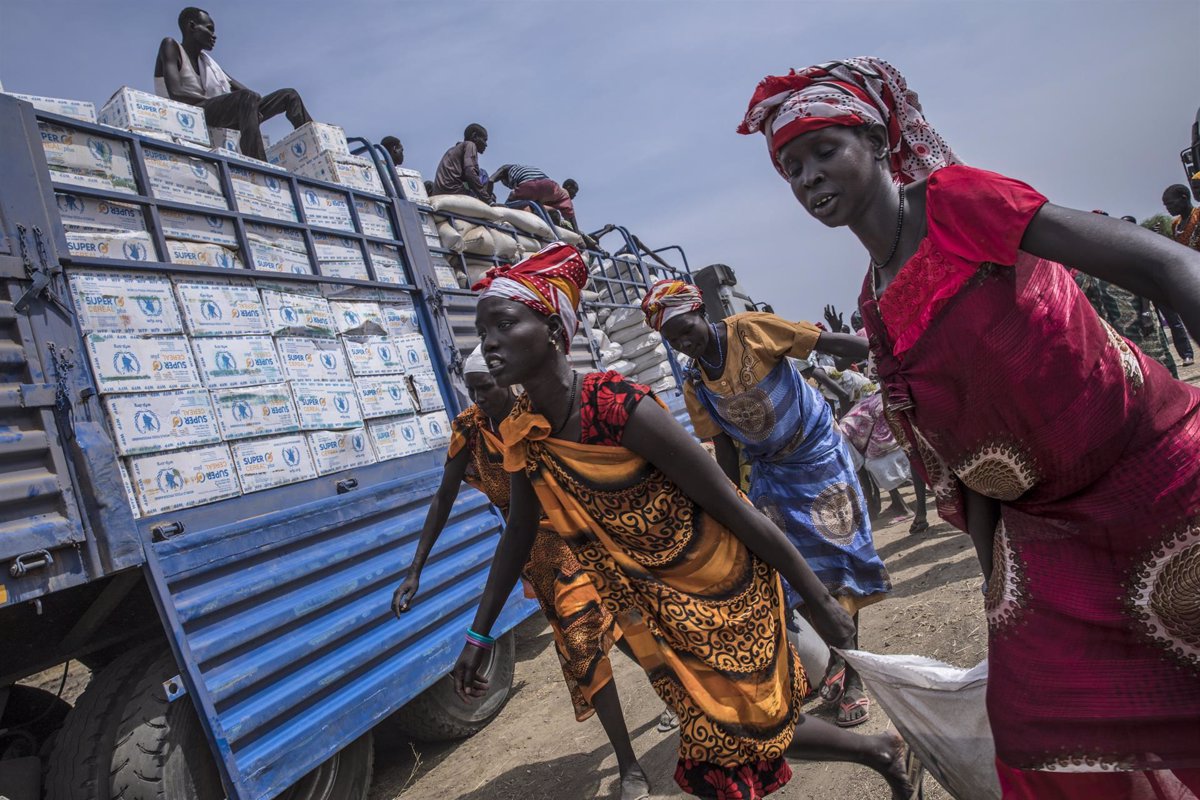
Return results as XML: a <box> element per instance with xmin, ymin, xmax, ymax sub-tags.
<box><xmin>0</xmin><ymin>94</ymin><xmax>694</xmax><ymax>800</ymax></box>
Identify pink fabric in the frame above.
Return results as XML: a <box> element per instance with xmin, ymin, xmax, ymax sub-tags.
<box><xmin>996</xmin><ymin>758</ymin><xmax>1200</xmax><ymax>800</ymax></box>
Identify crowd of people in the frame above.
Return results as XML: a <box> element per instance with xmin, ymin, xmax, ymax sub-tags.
<box><xmin>386</xmin><ymin>56</ymin><xmax>1200</xmax><ymax>800</ymax></box>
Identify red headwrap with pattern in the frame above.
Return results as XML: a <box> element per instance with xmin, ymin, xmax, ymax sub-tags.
<box><xmin>474</xmin><ymin>242</ymin><xmax>588</xmax><ymax>352</ymax></box>
<box><xmin>641</xmin><ymin>279</ymin><xmax>704</xmax><ymax>331</ymax></box>
<box><xmin>738</xmin><ymin>57</ymin><xmax>959</xmax><ymax>184</ymax></box>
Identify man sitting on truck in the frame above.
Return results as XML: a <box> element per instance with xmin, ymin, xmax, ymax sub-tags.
<box><xmin>432</xmin><ymin>124</ymin><xmax>494</xmax><ymax>202</ymax></box>
<box><xmin>490</xmin><ymin>164</ymin><xmax>577</xmax><ymax>227</ymax></box>
<box><xmin>381</xmin><ymin>135</ymin><xmax>404</xmax><ymax>167</ymax></box>
<box><xmin>154</xmin><ymin>7</ymin><xmax>314</xmax><ymax>161</ymax></box>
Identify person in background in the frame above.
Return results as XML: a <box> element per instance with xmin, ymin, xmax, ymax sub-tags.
<box><xmin>740</xmin><ymin>55</ymin><xmax>1200</xmax><ymax>797</ymax></box>
<box><xmin>422</xmin><ymin>179</ymin><xmax>435</xmax><ymax>198</ymax></box>
<box><xmin>644</xmin><ymin>280</ymin><xmax>890</xmax><ymax>729</ymax></box>
<box><xmin>563</xmin><ymin>178</ymin><xmax>580</xmax><ymax>201</ymax></box>
<box><xmin>155</xmin><ymin>7</ymin><xmax>313</xmax><ymax>162</ymax></box>
<box><xmin>839</xmin><ymin>391</ymin><xmax>929</xmax><ymax>532</ymax></box>
<box><xmin>490</xmin><ymin>165</ymin><xmax>577</xmax><ymax>227</ymax></box>
<box><xmin>432</xmin><ymin>123</ymin><xmax>495</xmax><ymax>202</ymax></box>
<box><xmin>1161</xmin><ymin>184</ymin><xmax>1198</xmax><ymax>365</ymax></box>
<box><xmin>459</xmin><ymin>246</ymin><xmax>922</xmax><ymax>799</ymax></box>
<box><xmin>393</xmin><ymin>346</ymin><xmax>650</xmax><ymax>800</ymax></box>
<box><xmin>381</xmin><ymin>135</ymin><xmax>404</xmax><ymax>167</ymax></box>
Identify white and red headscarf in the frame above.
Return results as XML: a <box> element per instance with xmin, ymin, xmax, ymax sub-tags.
<box><xmin>738</xmin><ymin>57</ymin><xmax>959</xmax><ymax>185</ymax></box>
<box><xmin>641</xmin><ymin>279</ymin><xmax>704</xmax><ymax>331</ymax></box>
<box><xmin>474</xmin><ymin>242</ymin><xmax>588</xmax><ymax>352</ymax></box>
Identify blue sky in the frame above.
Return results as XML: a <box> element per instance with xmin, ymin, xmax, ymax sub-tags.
<box><xmin>3</xmin><ymin>1</ymin><xmax>1197</xmax><ymax>323</ymax></box>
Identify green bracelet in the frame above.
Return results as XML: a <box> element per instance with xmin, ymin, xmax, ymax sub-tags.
<box><xmin>466</xmin><ymin>628</ymin><xmax>495</xmax><ymax>646</ymax></box>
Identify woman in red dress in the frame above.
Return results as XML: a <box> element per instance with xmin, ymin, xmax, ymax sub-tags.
<box><xmin>738</xmin><ymin>57</ymin><xmax>1200</xmax><ymax>798</ymax></box>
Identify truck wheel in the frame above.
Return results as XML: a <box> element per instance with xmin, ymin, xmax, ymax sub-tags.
<box><xmin>45</xmin><ymin>645</ymin><xmax>155</xmax><ymax>800</ymax></box>
<box><xmin>0</xmin><ymin>684</ymin><xmax>72</xmax><ymax>756</ymax></box>
<box><xmin>109</xmin><ymin>652</ymin><xmax>374</xmax><ymax>800</ymax></box>
<box><xmin>383</xmin><ymin>630</ymin><xmax>516</xmax><ymax>741</ymax></box>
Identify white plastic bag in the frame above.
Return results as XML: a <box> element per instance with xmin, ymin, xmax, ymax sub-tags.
<box><xmin>837</xmin><ymin>650</ymin><xmax>1000</xmax><ymax>800</ymax></box>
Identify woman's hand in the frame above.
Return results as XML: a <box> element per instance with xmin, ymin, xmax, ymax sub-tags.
<box><xmin>824</xmin><ymin>304</ymin><xmax>845</xmax><ymax>333</ymax></box>
<box><xmin>391</xmin><ymin>571</ymin><xmax>420</xmax><ymax>616</ymax></box>
<box><xmin>452</xmin><ymin>643</ymin><xmax>491</xmax><ymax>701</ymax></box>
<box><xmin>810</xmin><ymin>600</ymin><xmax>857</xmax><ymax>650</ymax></box>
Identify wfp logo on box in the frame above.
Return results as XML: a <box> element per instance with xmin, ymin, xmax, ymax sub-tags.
<box><xmin>282</xmin><ymin>446</ymin><xmax>300</xmax><ymax>467</ymax></box>
<box><xmin>333</xmin><ymin>395</ymin><xmax>350</xmax><ymax>414</ymax></box>
<box><xmin>87</xmin><ymin>138</ymin><xmax>113</xmax><ymax>164</ymax></box>
<box><xmin>214</xmin><ymin>350</ymin><xmax>236</xmax><ymax>371</ymax></box>
<box><xmin>156</xmin><ymin>467</ymin><xmax>185</xmax><ymax>492</ymax></box>
<box><xmin>57</xmin><ymin>194</ymin><xmax>84</xmax><ymax>214</ymax></box>
<box><xmin>134</xmin><ymin>410</ymin><xmax>161</xmax><ymax>434</ymax></box>
<box><xmin>304</xmin><ymin>190</ymin><xmax>319</xmax><ymax>206</ymax></box>
<box><xmin>201</xmin><ymin>300</ymin><xmax>223</xmax><ymax>320</ymax></box>
<box><xmin>112</xmin><ymin>352</ymin><xmax>141</xmax><ymax>375</ymax></box>
<box><xmin>214</xmin><ymin>250</ymin><xmax>233</xmax><ymax>269</ymax></box>
<box><xmin>123</xmin><ymin>241</ymin><xmax>149</xmax><ymax>261</ymax></box>
<box><xmin>377</xmin><ymin>344</ymin><xmax>393</xmax><ymax>363</ymax></box>
<box><xmin>402</xmin><ymin>425</ymin><xmax>416</xmax><ymax>443</ymax></box>
<box><xmin>135</xmin><ymin>297</ymin><xmax>163</xmax><ymax>317</ymax></box>
<box><xmin>231</xmin><ymin>401</ymin><xmax>253</xmax><ymax>421</ymax></box>
<box><xmin>265</xmin><ymin>177</ymin><xmax>281</xmax><ymax>194</ymax></box>
<box><xmin>189</xmin><ymin>161</ymin><xmax>208</xmax><ymax>179</ymax></box>
<box><xmin>205</xmin><ymin>215</ymin><xmax>224</xmax><ymax>230</ymax></box>
<box><xmin>388</xmin><ymin>385</ymin><xmax>403</xmax><ymax>401</ymax></box>
<box><xmin>342</xmin><ymin>310</ymin><xmax>360</xmax><ymax>327</ymax></box>
<box><xmin>176</xmin><ymin>110</ymin><xmax>196</xmax><ymax>130</ymax></box>
<box><xmin>351</xmin><ymin>433</ymin><xmax>366</xmax><ymax>453</ymax></box>
<box><xmin>279</xmin><ymin>305</ymin><xmax>299</xmax><ymax>324</ymax></box>
<box><xmin>320</xmin><ymin>352</ymin><xmax>337</xmax><ymax>370</ymax></box>
<box><xmin>290</xmin><ymin>140</ymin><xmax>307</xmax><ymax>158</ymax></box>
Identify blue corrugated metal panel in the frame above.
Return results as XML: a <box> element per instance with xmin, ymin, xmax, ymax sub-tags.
<box><xmin>143</xmin><ymin>461</ymin><xmax>536</xmax><ymax>800</ymax></box>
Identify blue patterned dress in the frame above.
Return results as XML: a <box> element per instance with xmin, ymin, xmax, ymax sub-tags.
<box><xmin>684</xmin><ymin>313</ymin><xmax>891</xmax><ymax>610</ymax></box>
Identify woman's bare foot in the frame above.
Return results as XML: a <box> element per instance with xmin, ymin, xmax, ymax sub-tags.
<box><xmin>873</xmin><ymin>731</ymin><xmax>922</xmax><ymax>799</ymax></box>
<box><xmin>619</xmin><ymin>763</ymin><xmax>651</xmax><ymax>800</ymax></box>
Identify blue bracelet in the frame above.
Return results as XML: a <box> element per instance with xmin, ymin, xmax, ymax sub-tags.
<box><xmin>466</xmin><ymin>628</ymin><xmax>495</xmax><ymax>645</ymax></box>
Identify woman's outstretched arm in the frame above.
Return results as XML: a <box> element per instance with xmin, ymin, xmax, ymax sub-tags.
<box><xmin>392</xmin><ymin>448</ymin><xmax>470</xmax><ymax>615</ymax></box>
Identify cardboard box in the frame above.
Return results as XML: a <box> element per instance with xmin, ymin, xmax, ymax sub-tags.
<box><xmin>317</xmin><ymin>260</ymin><xmax>371</xmax><ymax>282</ymax></box>
<box><xmin>175</xmin><ymin>280</ymin><xmax>267</xmax><ymax>337</ymax></box>
<box><xmin>231</xmin><ymin>434</ymin><xmax>316</xmax><ymax>493</ymax></box>
<box><xmin>276</xmin><ymin>337</ymin><xmax>351</xmax><ymax>381</ymax></box>
<box><xmin>208</xmin><ymin>127</ymin><xmax>241</xmax><ymax>155</ymax></box>
<box><xmin>394</xmin><ymin>168</ymin><xmax>430</xmax><ymax>207</ymax></box>
<box><xmin>142</xmin><ymin>147</ymin><xmax>228</xmax><ymax>210</ymax></box>
<box><xmin>381</xmin><ymin>298</ymin><xmax>420</xmax><ymax>337</ymax></box>
<box><xmin>299</xmin><ymin>186</ymin><xmax>354</xmax><ymax>231</ymax></box>
<box><xmin>85</xmin><ymin>334</ymin><xmax>201</xmax><ymax>393</ymax></box>
<box><xmin>166</xmin><ymin>239</ymin><xmax>242</xmax><ymax>270</ymax></box>
<box><xmin>246</xmin><ymin>221</ymin><xmax>306</xmax><ymax>252</ymax></box>
<box><xmin>418</xmin><ymin>411</ymin><xmax>452</xmax><ymax>449</ymax></box>
<box><xmin>261</xmin><ymin>290</ymin><xmax>335</xmax><ymax>337</ymax></box>
<box><xmin>290</xmin><ymin>380</ymin><xmax>363</xmax><ymax>430</ymax></box>
<box><xmin>104</xmin><ymin>389</ymin><xmax>220</xmax><ymax>455</ymax></box>
<box><xmin>229</xmin><ymin>165</ymin><xmax>297</xmax><ymax>222</ymax></box>
<box><xmin>407</xmin><ymin>369</ymin><xmax>444</xmax><ymax>412</ymax></box>
<box><xmin>367</xmin><ymin>415</ymin><xmax>424</xmax><ymax>460</ymax></box>
<box><xmin>6</xmin><ymin>92</ymin><xmax>97</xmax><ymax>123</ymax></box>
<box><xmin>159</xmin><ymin>208</ymin><xmax>239</xmax><ymax>246</ymax></box>
<box><xmin>311</xmin><ymin>229</ymin><xmax>364</xmax><ymax>263</ymax></box>
<box><xmin>127</xmin><ymin>443</ymin><xmax>239</xmax><ymax>515</ymax></box>
<box><xmin>248</xmin><ymin>240</ymin><xmax>313</xmax><ymax>275</ymax></box>
<box><xmin>428</xmin><ymin>252</ymin><xmax>462</xmax><ymax>289</ymax></box>
<box><xmin>417</xmin><ymin>211</ymin><xmax>438</xmax><ymax>239</ymax></box>
<box><xmin>69</xmin><ymin>270</ymin><xmax>182</xmax><ymax>334</ymax></box>
<box><xmin>343</xmin><ymin>336</ymin><xmax>406</xmax><ymax>376</ymax></box>
<box><xmin>354</xmin><ymin>198</ymin><xmax>394</xmax><ymax>239</ymax></box>
<box><xmin>40</xmin><ymin>122</ymin><xmax>137</xmax><ymax>193</ymax></box>
<box><xmin>355</xmin><ymin>376</ymin><xmax>414</xmax><ymax>419</ymax></box>
<box><xmin>211</xmin><ymin>383</ymin><xmax>300</xmax><ymax>440</ymax></box>
<box><xmin>266</xmin><ymin>122</ymin><xmax>349</xmax><ymax>171</ymax></box>
<box><xmin>367</xmin><ymin>242</ymin><xmax>405</xmax><ymax>284</ymax></box>
<box><xmin>98</xmin><ymin>87</ymin><xmax>209</xmax><ymax>146</ymax></box>
<box><xmin>192</xmin><ymin>336</ymin><xmax>283</xmax><ymax>389</ymax></box>
<box><xmin>64</xmin><ymin>229</ymin><xmax>156</xmax><ymax>263</ymax></box>
<box><xmin>295</xmin><ymin>152</ymin><xmax>384</xmax><ymax>195</ymax></box>
<box><xmin>395</xmin><ymin>333</ymin><xmax>433</xmax><ymax>371</ymax></box>
<box><xmin>117</xmin><ymin>460</ymin><xmax>141</xmax><ymax>518</ymax></box>
<box><xmin>55</xmin><ymin>192</ymin><xmax>145</xmax><ymax>233</ymax></box>
<box><xmin>329</xmin><ymin>301</ymin><xmax>385</xmax><ymax>335</ymax></box>
<box><xmin>307</xmin><ymin>428</ymin><xmax>375</xmax><ymax>475</ymax></box>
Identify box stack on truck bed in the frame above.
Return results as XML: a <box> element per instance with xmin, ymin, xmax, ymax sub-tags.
<box><xmin>0</xmin><ymin>87</ymin><xmax>696</xmax><ymax>800</ymax></box>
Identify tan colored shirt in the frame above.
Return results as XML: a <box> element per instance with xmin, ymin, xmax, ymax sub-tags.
<box><xmin>682</xmin><ymin>312</ymin><xmax>820</xmax><ymax>439</ymax></box>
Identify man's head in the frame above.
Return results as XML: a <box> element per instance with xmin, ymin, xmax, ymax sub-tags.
<box><xmin>1163</xmin><ymin>184</ymin><xmax>1193</xmax><ymax>218</ymax></box>
<box><xmin>562</xmin><ymin>179</ymin><xmax>579</xmax><ymax>199</ymax></box>
<box><xmin>1120</xmin><ymin>215</ymin><xmax>1138</xmax><ymax>224</ymax></box>
<box><xmin>464</xmin><ymin>124</ymin><xmax>488</xmax><ymax>153</ymax></box>
<box><xmin>381</xmin><ymin>136</ymin><xmax>404</xmax><ymax>167</ymax></box>
<box><xmin>178</xmin><ymin>7</ymin><xmax>216</xmax><ymax>50</ymax></box>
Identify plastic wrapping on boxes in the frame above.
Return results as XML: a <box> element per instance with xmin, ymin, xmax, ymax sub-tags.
<box><xmin>266</xmin><ymin>122</ymin><xmax>349</xmax><ymax>171</ymax></box>
<box><xmin>418</xmin><ymin>411</ymin><xmax>451</xmax><ymax>449</ymax></box>
<box><xmin>393</xmin><ymin>168</ymin><xmax>430</xmax><ymax>207</ymax></box>
<box><xmin>104</xmin><ymin>389</ymin><xmax>220</xmax><ymax>455</ymax></box>
<box><xmin>366</xmin><ymin>242</ymin><xmax>405</xmax><ymax>284</ymax></box>
<box><xmin>367</xmin><ymin>415</ymin><xmax>425</xmax><ymax>460</ymax></box>
<box><xmin>276</xmin><ymin>337</ymin><xmax>352</xmax><ymax>382</ymax></box>
<box><xmin>295</xmin><ymin>152</ymin><xmax>384</xmax><ymax>195</ymax></box>
<box><xmin>329</xmin><ymin>301</ymin><xmax>386</xmax><ymax>336</ymax></box>
<box><xmin>69</xmin><ymin>271</ymin><xmax>182</xmax><ymax>334</ymax></box>
<box><xmin>407</xmin><ymin>370</ymin><xmax>444</xmax><ymax>412</ymax></box>
<box><xmin>246</xmin><ymin>223</ymin><xmax>312</xmax><ymax>275</ymax></box>
<box><xmin>98</xmin><ymin>87</ymin><xmax>210</xmax><ymax>146</ymax></box>
<box><xmin>291</xmin><ymin>380</ymin><xmax>363</xmax><ymax>430</ymax></box>
<box><xmin>159</xmin><ymin>209</ymin><xmax>239</xmax><ymax>247</ymax></box>
<box><xmin>192</xmin><ymin>336</ymin><xmax>283</xmax><ymax>388</ymax></box>
<box><xmin>311</xmin><ymin>231</ymin><xmax>369</xmax><ymax>280</ymax></box>
<box><xmin>175</xmin><ymin>280</ymin><xmax>268</xmax><ymax>337</ymax></box>
<box><xmin>142</xmin><ymin>147</ymin><xmax>227</xmax><ymax>210</ymax></box>
<box><xmin>343</xmin><ymin>337</ymin><xmax>407</xmax><ymax>376</ymax></box>
<box><xmin>208</xmin><ymin>127</ymin><xmax>240</xmax><ymax>155</ymax></box>
<box><xmin>307</xmin><ymin>428</ymin><xmax>376</xmax><ymax>475</ymax></box>
<box><xmin>261</xmin><ymin>289</ymin><xmax>336</xmax><ymax>337</ymax></box>
<box><xmin>166</xmin><ymin>239</ymin><xmax>241</xmax><ymax>269</ymax></box>
<box><xmin>354</xmin><ymin>376</ymin><xmax>414</xmax><ymax>419</ymax></box>
<box><xmin>85</xmin><ymin>334</ymin><xmax>201</xmax><ymax>393</ymax></box>
<box><xmin>229</xmin><ymin>165</ymin><xmax>297</xmax><ymax>222</ymax></box>
<box><xmin>211</xmin><ymin>383</ymin><xmax>300</xmax><ymax>440</ymax></box>
<box><xmin>382</xmin><ymin>299</ymin><xmax>420</xmax><ymax>337</ymax></box>
<box><xmin>299</xmin><ymin>186</ymin><xmax>354</xmax><ymax>231</ymax></box>
<box><xmin>40</xmin><ymin>123</ymin><xmax>137</xmax><ymax>194</ymax></box>
<box><xmin>64</xmin><ymin>229</ymin><xmax>156</xmax><ymax>263</ymax></box>
<box><xmin>55</xmin><ymin>193</ymin><xmax>145</xmax><ymax>232</ymax></box>
<box><xmin>354</xmin><ymin>198</ymin><xmax>394</xmax><ymax>239</ymax></box>
<box><xmin>127</xmin><ymin>443</ymin><xmax>239</xmax><ymax>515</ymax></box>
<box><xmin>395</xmin><ymin>333</ymin><xmax>432</xmax><ymax>371</ymax></box>
<box><xmin>231</xmin><ymin>434</ymin><xmax>317</xmax><ymax>493</ymax></box>
<box><xmin>6</xmin><ymin>92</ymin><xmax>96</xmax><ymax>122</ymax></box>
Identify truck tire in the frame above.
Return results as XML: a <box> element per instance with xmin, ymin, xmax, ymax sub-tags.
<box><xmin>0</xmin><ymin>684</ymin><xmax>72</xmax><ymax>757</ymax></box>
<box><xmin>45</xmin><ymin>645</ymin><xmax>155</xmax><ymax>800</ymax></box>
<box><xmin>109</xmin><ymin>652</ymin><xmax>373</xmax><ymax>800</ymax></box>
<box><xmin>383</xmin><ymin>630</ymin><xmax>516</xmax><ymax>742</ymax></box>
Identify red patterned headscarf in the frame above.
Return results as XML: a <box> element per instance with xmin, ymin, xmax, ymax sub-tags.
<box><xmin>474</xmin><ymin>242</ymin><xmax>588</xmax><ymax>352</ymax></box>
<box><xmin>641</xmin><ymin>279</ymin><xmax>704</xmax><ymax>331</ymax></box>
<box><xmin>738</xmin><ymin>57</ymin><xmax>959</xmax><ymax>185</ymax></box>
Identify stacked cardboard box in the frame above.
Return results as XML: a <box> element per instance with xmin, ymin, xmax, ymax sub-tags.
<box><xmin>267</xmin><ymin>122</ymin><xmax>384</xmax><ymax>195</ymax></box>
